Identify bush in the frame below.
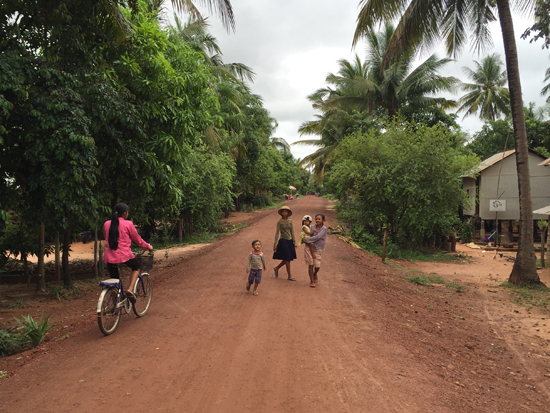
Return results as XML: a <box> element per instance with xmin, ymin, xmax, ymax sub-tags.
<box><xmin>14</xmin><ymin>312</ymin><xmax>54</xmax><ymax>347</ymax></box>
<box><xmin>0</xmin><ymin>329</ymin><xmax>25</xmax><ymax>357</ymax></box>
<box><xmin>459</xmin><ymin>219</ymin><xmax>474</xmax><ymax>243</ymax></box>
<box><xmin>252</xmin><ymin>192</ymin><xmax>271</xmax><ymax>207</ymax></box>
<box><xmin>328</xmin><ymin>119</ymin><xmax>479</xmax><ymax>249</ymax></box>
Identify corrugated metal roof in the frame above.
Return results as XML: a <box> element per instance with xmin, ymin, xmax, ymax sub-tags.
<box><xmin>534</xmin><ymin>205</ymin><xmax>550</xmax><ymax>215</ymax></box>
<box><xmin>538</xmin><ymin>157</ymin><xmax>550</xmax><ymax>166</ymax></box>
<box><xmin>475</xmin><ymin>150</ymin><xmax>516</xmax><ymax>173</ymax></box>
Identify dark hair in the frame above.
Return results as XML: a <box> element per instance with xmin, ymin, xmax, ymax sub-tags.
<box><xmin>315</xmin><ymin>214</ymin><xmax>326</xmax><ymax>221</ymax></box>
<box><xmin>251</xmin><ymin>240</ymin><xmax>261</xmax><ymax>246</ymax></box>
<box><xmin>108</xmin><ymin>203</ymin><xmax>129</xmax><ymax>250</ymax></box>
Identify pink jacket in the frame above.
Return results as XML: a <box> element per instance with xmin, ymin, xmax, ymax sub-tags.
<box><xmin>103</xmin><ymin>218</ymin><xmax>151</xmax><ymax>263</ymax></box>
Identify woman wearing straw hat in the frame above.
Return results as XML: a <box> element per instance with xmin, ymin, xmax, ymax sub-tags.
<box><xmin>272</xmin><ymin>206</ymin><xmax>297</xmax><ymax>281</ymax></box>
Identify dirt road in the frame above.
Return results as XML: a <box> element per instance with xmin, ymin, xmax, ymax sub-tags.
<box><xmin>1</xmin><ymin>196</ymin><xmax>549</xmax><ymax>412</ymax></box>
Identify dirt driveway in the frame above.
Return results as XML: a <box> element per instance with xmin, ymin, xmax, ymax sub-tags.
<box><xmin>1</xmin><ymin>196</ymin><xmax>549</xmax><ymax>412</ymax></box>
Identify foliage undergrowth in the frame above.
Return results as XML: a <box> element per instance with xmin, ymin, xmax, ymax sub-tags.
<box><xmin>352</xmin><ymin>232</ymin><xmax>467</xmax><ymax>262</ymax></box>
<box><xmin>46</xmin><ymin>283</ymin><xmax>83</xmax><ymax>301</ymax></box>
<box><xmin>14</xmin><ymin>312</ymin><xmax>54</xmax><ymax>347</ymax></box>
<box><xmin>150</xmin><ymin>223</ymin><xmax>248</xmax><ymax>250</ymax></box>
<box><xmin>501</xmin><ymin>281</ymin><xmax>550</xmax><ymax>311</ymax></box>
<box><xmin>388</xmin><ymin>263</ymin><xmax>465</xmax><ymax>292</ymax></box>
<box><xmin>1</xmin><ymin>312</ymin><xmax>54</xmax><ymax>356</ymax></box>
<box><xmin>6</xmin><ymin>297</ymin><xmax>27</xmax><ymax>309</ymax></box>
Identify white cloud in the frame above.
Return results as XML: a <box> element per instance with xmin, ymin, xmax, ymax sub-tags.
<box><xmin>167</xmin><ymin>1</ymin><xmax>550</xmax><ymax>158</ymax></box>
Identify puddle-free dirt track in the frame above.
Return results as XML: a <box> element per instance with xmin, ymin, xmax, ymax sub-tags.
<box><xmin>1</xmin><ymin>196</ymin><xmax>550</xmax><ymax>412</ymax></box>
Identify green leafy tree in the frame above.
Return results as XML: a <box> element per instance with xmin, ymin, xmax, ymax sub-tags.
<box><xmin>457</xmin><ymin>54</ymin><xmax>510</xmax><ymax>121</ymax></box>
<box><xmin>328</xmin><ymin>120</ymin><xmax>478</xmax><ymax>249</ymax></box>
<box><xmin>353</xmin><ymin>0</ymin><xmax>540</xmax><ymax>284</ymax></box>
<box><xmin>296</xmin><ymin>23</ymin><xmax>456</xmax><ymax>182</ymax></box>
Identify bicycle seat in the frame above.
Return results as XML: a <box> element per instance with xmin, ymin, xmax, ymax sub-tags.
<box><xmin>99</xmin><ymin>279</ymin><xmax>121</xmax><ymax>287</ymax></box>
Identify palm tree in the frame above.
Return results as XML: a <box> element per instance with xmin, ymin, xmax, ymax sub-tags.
<box><xmin>541</xmin><ymin>61</ymin><xmax>550</xmax><ymax>103</ymax></box>
<box><xmin>168</xmin><ymin>15</ymin><xmax>255</xmax><ymax>83</ymax></box>
<box><xmin>327</xmin><ymin>24</ymin><xmax>457</xmax><ymax>118</ymax></box>
<box><xmin>354</xmin><ymin>0</ymin><xmax>539</xmax><ymax>284</ymax></box>
<box><xmin>457</xmin><ymin>54</ymin><xmax>510</xmax><ymax>121</ymax></box>
<box><xmin>294</xmin><ymin>23</ymin><xmax>456</xmax><ymax>181</ymax></box>
<box><xmin>166</xmin><ymin>0</ymin><xmax>235</xmax><ymax>31</ymax></box>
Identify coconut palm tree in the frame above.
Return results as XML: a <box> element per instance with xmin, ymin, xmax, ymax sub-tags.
<box><xmin>168</xmin><ymin>15</ymin><xmax>255</xmax><ymax>83</ymax></box>
<box><xmin>328</xmin><ymin>23</ymin><xmax>457</xmax><ymax>118</ymax></box>
<box><xmin>457</xmin><ymin>54</ymin><xmax>510</xmax><ymax>121</ymax></box>
<box><xmin>354</xmin><ymin>0</ymin><xmax>539</xmax><ymax>284</ymax></box>
<box><xmin>162</xmin><ymin>0</ymin><xmax>235</xmax><ymax>30</ymax></box>
<box><xmin>294</xmin><ymin>23</ymin><xmax>456</xmax><ymax>181</ymax></box>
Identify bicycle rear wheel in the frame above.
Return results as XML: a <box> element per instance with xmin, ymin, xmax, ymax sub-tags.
<box><xmin>98</xmin><ymin>287</ymin><xmax>121</xmax><ymax>335</ymax></box>
<box><xmin>133</xmin><ymin>274</ymin><xmax>153</xmax><ymax>317</ymax></box>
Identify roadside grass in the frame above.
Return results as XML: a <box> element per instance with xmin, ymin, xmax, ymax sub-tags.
<box><xmin>321</xmin><ymin>194</ymin><xmax>336</xmax><ymax>199</ymax></box>
<box><xmin>500</xmin><ymin>281</ymin><xmax>550</xmax><ymax>311</ymax></box>
<box><xmin>1</xmin><ymin>312</ymin><xmax>54</xmax><ymax>357</ymax></box>
<box><xmin>150</xmin><ymin>222</ymin><xmax>248</xmax><ymax>251</ymax></box>
<box><xmin>386</xmin><ymin>248</ymin><xmax>470</xmax><ymax>262</ymax></box>
<box><xmin>388</xmin><ymin>263</ymin><xmax>465</xmax><ymax>292</ymax></box>
<box><xmin>5</xmin><ymin>297</ymin><xmax>27</xmax><ymax>309</ymax></box>
<box><xmin>46</xmin><ymin>283</ymin><xmax>83</xmax><ymax>301</ymax></box>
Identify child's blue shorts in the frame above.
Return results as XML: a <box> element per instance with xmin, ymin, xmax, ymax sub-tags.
<box><xmin>248</xmin><ymin>269</ymin><xmax>262</xmax><ymax>284</ymax></box>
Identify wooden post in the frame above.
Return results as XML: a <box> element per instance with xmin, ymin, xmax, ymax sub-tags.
<box><xmin>541</xmin><ymin>227</ymin><xmax>546</xmax><ymax>268</ymax></box>
<box><xmin>382</xmin><ymin>227</ymin><xmax>389</xmax><ymax>262</ymax></box>
<box><xmin>480</xmin><ymin>220</ymin><xmax>485</xmax><ymax>240</ymax></box>
<box><xmin>37</xmin><ymin>222</ymin><xmax>45</xmax><ymax>291</ymax></box>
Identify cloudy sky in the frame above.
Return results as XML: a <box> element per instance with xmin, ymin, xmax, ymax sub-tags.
<box><xmin>170</xmin><ymin>1</ymin><xmax>550</xmax><ymax>160</ymax></box>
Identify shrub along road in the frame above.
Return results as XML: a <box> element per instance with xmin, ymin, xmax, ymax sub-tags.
<box><xmin>1</xmin><ymin>196</ymin><xmax>549</xmax><ymax>412</ymax></box>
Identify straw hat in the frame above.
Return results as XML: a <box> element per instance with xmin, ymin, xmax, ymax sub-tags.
<box><xmin>278</xmin><ymin>206</ymin><xmax>293</xmax><ymax>217</ymax></box>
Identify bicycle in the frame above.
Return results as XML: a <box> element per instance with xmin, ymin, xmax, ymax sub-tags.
<box><xmin>97</xmin><ymin>251</ymin><xmax>154</xmax><ymax>336</ymax></box>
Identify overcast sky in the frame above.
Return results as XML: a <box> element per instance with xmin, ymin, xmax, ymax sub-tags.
<box><xmin>169</xmin><ymin>1</ymin><xmax>550</xmax><ymax>160</ymax></box>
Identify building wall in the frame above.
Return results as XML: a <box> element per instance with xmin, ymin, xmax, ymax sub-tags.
<box><xmin>462</xmin><ymin>177</ymin><xmax>476</xmax><ymax>216</ymax></box>
<box><xmin>476</xmin><ymin>152</ymin><xmax>550</xmax><ymax>220</ymax></box>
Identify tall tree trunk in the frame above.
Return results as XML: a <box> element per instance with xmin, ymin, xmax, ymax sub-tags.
<box><xmin>178</xmin><ymin>215</ymin><xmax>183</xmax><ymax>243</ymax></box>
<box><xmin>497</xmin><ymin>0</ymin><xmax>539</xmax><ymax>284</ymax></box>
<box><xmin>62</xmin><ymin>224</ymin><xmax>72</xmax><ymax>288</ymax></box>
<box><xmin>37</xmin><ymin>222</ymin><xmax>46</xmax><ymax>291</ymax></box>
<box><xmin>54</xmin><ymin>231</ymin><xmax>61</xmax><ymax>281</ymax></box>
<box><xmin>93</xmin><ymin>224</ymin><xmax>98</xmax><ymax>278</ymax></box>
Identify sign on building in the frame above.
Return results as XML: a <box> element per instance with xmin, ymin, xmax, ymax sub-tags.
<box><xmin>489</xmin><ymin>199</ymin><xmax>506</xmax><ymax>211</ymax></box>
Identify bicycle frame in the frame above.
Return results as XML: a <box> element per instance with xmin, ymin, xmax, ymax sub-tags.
<box><xmin>97</xmin><ymin>273</ymin><xmax>147</xmax><ymax>313</ymax></box>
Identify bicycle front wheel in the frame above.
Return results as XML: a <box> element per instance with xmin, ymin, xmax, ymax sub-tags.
<box><xmin>97</xmin><ymin>287</ymin><xmax>121</xmax><ymax>335</ymax></box>
<box><xmin>133</xmin><ymin>274</ymin><xmax>153</xmax><ymax>317</ymax></box>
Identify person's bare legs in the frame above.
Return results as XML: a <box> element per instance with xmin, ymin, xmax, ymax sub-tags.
<box><xmin>128</xmin><ymin>270</ymin><xmax>139</xmax><ymax>292</ymax></box>
<box><xmin>313</xmin><ymin>267</ymin><xmax>320</xmax><ymax>283</ymax></box>
<box><xmin>285</xmin><ymin>261</ymin><xmax>292</xmax><ymax>280</ymax></box>
<box><xmin>274</xmin><ymin>260</ymin><xmax>287</xmax><ymax>271</ymax></box>
<box><xmin>308</xmin><ymin>265</ymin><xmax>315</xmax><ymax>287</ymax></box>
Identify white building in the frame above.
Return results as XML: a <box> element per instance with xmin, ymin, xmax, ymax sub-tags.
<box><xmin>462</xmin><ymin>149</ymin><xmax>550</xmax><ymax>240</ymax></box>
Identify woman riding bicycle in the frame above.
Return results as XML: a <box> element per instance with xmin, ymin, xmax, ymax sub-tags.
<box><xmin>103</xmin><ymin>203</ymin><xmax>153</xmax><ymax>303</ymax></box>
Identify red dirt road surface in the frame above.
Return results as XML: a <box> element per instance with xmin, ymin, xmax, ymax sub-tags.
<box><xmin>1</xmin><ymin>196</ymin><xmax>550</xmax><ymax>412</ymax></box>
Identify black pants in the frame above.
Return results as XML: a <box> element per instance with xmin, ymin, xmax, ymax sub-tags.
<box><xmin>107</xmin><ymin>258</ymin><xmax>140</xmax><ymax>279</ymax></box>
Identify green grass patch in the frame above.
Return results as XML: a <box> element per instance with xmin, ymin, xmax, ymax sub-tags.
<box><xmin>501</xmin><ymin>281</ymin><xmax>550</xmax><ymax>311</ymax></box>
<box><xmin>6</xmin><ymin>297</ymin><xmax>27</xmax><ymax>309</ymax></box>
<box><xmin>320</xmin><ymin>194</ymin><xmax>336</xmax><ymax>199</ymax></box>
<box><xmin>0</xmin><ymin>371</ymin><xmax>7</xmax><ymax>379</ymax></box>
<box><xmin>46</xmin><ymin>283</ymin><xmax>82</xmax><ymax>301</ymax></box>
<box><xmin>397</xmin><ymin>269</ymin><xmax>465</xmax><ymax>292</ymax></box>
<box><xmin>150</xmin><ymin>223</ymin><xmax>248</xmax><ymax>251</ymax></box>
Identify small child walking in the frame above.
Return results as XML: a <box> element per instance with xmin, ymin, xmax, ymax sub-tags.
<box><xmin>246</xmin><ymin>240</ymin><xmax>266</xmax><ymax>296</ymax></box>
<box><xmin>298</xmin><ymin>215</ymin><xmax>316</xmax><ymax>258</ymax></box>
